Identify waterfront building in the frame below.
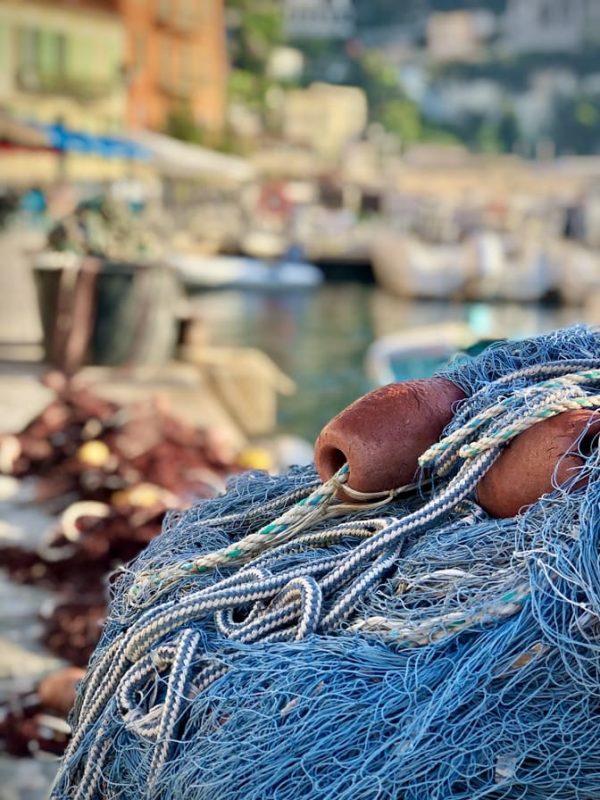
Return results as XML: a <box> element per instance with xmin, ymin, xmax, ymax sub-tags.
<box><xmin>282</xmin><ymin>0</ymin><xmax>355</xmax><ymax>41</ymax></box>
<box><xmin>0</xmin><ymin>0</ymin><xmax>125</xmax><ymax>132</ymax></box>
<box><xmin>120</xmin><ymin>0</ymin><xmax>227</xmax><ymax>136</ymax></box>
<box><xmin>282</xmin><ymin>82</ymin><xmax>367</xmax><ymax>160</ymax></box>
<box><xmin>426</xmin><ymin>10</ymin><xmax>496</xmax><ymax>64</ymax></box>
<box><xmin>503</xmin><ymin>0</ymin><xmax>600</xmax><ymax>54</ymax></box>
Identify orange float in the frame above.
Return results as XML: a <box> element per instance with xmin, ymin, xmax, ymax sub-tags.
<box><xmin>315</xmin><ymin>380</ymin><xmax>600</xmax><ymax>517</ymax></box>
<box><xmin>476</xmin><ymin>409</ymin><xmax>600</xmax><ymax>517</ymax></box>
<box><xmin>315</xmin><ymin>378</ymin><xmax>465</xmax><ymax>494</ymax></box>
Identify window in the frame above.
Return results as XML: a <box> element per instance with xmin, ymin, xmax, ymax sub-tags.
<box><xmin>133</xmin><ymin>32</ymin><xmax>146</xmax><ymax>70</ymax></box>
<box><xmin>180</xmin><ymin>42</ymin><xmax>195</xmax><ymax>86</ymax></box>
<box><xmin>53</xmin><ymin>33</ymin><xmax>67</xmax><ymax>77</ymax></box>
<box><xmin>157</xmin><ymin>0</ymin><xmax>170</xmax><ymax>21</ymax></box>
<box><xmin>17</xmin><ymin>27</ymin><xmax>40</xmax><ymax>75</ymax></box>
<box><xmin>159</xmin><ymin>35</ymin><xmax>172</xmax><ymax>86</ymax></box>
<box><xmin>17</xmin><ymin>27</ymin><xmax>69</xmax><ymax>89</ymax></box>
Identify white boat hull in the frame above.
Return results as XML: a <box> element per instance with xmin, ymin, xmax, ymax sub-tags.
<box><xmin>170</xmin><ymin>253</ymin><xmax>323</xmax><ymax>292</ymax></box>
<box><xmin>372</xmin><ymin>233</ymin><xmax>468</xmax><ymax>300</ymax></box>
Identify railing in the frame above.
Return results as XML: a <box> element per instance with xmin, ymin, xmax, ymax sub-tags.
<box><xmin>157</xmin><ymin>73</ymin><xmax>196</xmax><ymax>98</ymax></box>
<box><xmin>156</xmin><ymin>0</ymin><xmax>210</xmax><ymax>31</ymax></box>
<box><xmin>16</xmin><ymin>68</ymin><xmax>119</xmax><ymax>100</ymax></box>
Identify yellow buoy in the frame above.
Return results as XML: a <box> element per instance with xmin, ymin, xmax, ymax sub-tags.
<box><xmin>77</xmin><ymin>440</ymin><xmax>111</xmax><ymax>468</ymax></box>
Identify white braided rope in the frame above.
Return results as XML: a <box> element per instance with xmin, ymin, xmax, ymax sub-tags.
<box><xmin>148</xmin><ymin>628</ymin><xmax>200</xmax><ymax>787</ymax></box>
<box><xmin>350</xmin><ymin>582</ymin><xmax>531</xmax><ymax>642</ymax></box>
<box><xmin>73</xmin><ymin>724</ymin><xmax>111</xmax><ymax>800</ymax></box>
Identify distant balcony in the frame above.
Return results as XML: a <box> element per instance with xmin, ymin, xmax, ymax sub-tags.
<box><xmin>172</xmin><ymin>11</ymin><xmax>206</xmax><ymax>32</ymax></box>
<box><xmin>156</xmin><ymin>0</ymin><xmax>171</xmax><ymax>25</ymax></box>
<box><xmin>156</xmin><ymin>0</ymin><xmax>206</xmax><ymax>33</ymax></box>
<box><xmin>16</xmin><ymin>68</ymin><xmax>119</xmax><ymax>101</ymax></box>
<box><xmin>157</xmin><ymin>74</ymin><xmax>196</xmax><ymax>99</ymax></box>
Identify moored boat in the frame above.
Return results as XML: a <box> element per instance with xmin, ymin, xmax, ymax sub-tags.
<box><xmin>371</xmin><ymin>232</ymin><xmax>469</xmax><ymax>300</ymax></box>
<box><xmin>464</xmin><ymin>232</ymin><xmax>557</xmax><ymax>302</ymax></box>
<box><xmin>365</xmin><ymin>321</ymin><xmax>477</xmax><ymax>386</ymax></box>
<box><xmin>170</xmin><ymin>253</ymin><xmax>323</xmax><ymax>292</ymax></box>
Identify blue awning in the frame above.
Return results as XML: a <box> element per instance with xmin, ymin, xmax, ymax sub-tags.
<box><xmin>38</xmin><ymin>122</ymin><xmax>150</xmax><ymax>160</ymax></box>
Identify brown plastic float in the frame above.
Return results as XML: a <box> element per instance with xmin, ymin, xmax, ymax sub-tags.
<box><xmin>315</xmin><ymin>379</ymin><xmax>600</xmax><ymax>517</ymax></box>
<box><xmin>315</xmin><ymin>378</ymin><xmax>465</xmax><ymax>494</ymax></box>
<box><xmin>476</xmin><ymin>409</ymin><xmax>600</xmax><ymax>517</ymax></box>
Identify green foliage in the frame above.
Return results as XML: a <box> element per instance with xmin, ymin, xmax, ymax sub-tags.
<box><xmin>437</xmin><ymin>108</ymin><xmax>520</xmax><ymax>155</ymax></box>
<box><xmin>439</xmin><ymin>49</ymin><xmax>600</xmax><ymax>93</ymax></box>
<box><xmin>552</xmin><ymin>93</ymin><xmax>600</xmax><ymax>155</ymax></box>
<box><xmin>346</xmin><ymin>48</ymin><xmax>457</xmax><ymax>148</ymax></box>
<box><xmin>354</xmin><ymin>0</ymin><xmax>507</xmax><ymax>28</ymax></box>
<box><xmin>229</xmin><ymin>0</ymin><xmax>282</xmax><ymax>73</ymax></box>
<box><xmin>347</xmin><ymin>50</ymin><xmax>399</xmax><ymax>119</ymax></box>
<box><xmin>229</xmin><ymin>68</ymin><xmax>263</xmax><ymax>110</ymax></box>
<box><xmin>575</xmin><ymin>100</ymin><xmax>599</xmax><ymax>127</ymax></box>
<box><xmin>354</xmin><ymin>0</ymin><xmax>426</xmax><ymax>28</ymax></box>
<box><xmin>476</xmin><ymin>121</ymin><xmax>501</xmax><ymax>153</ymax></box>
<box><xmin>497</xmin><ymin>107</ymin><xmax>519</xmax><ymax>152</ymax></box>
<box><xmin>165</xmin><ymin>104</ymin><xmax>204</xmax><ymax>145</ymax></box>
<box><xmin>429</xmin><ymin>0</ymin><xmax>506</xmax><ymax>11</ymax></box>
<box><xmin>380</xmin><ymin>99</ymin><xmax>423</xmax><ymax>145</ymax></box>
<box><xmin>226</xmin><ymin>0</ymin><xmax>284</xmax><ymax>141</ymax></box>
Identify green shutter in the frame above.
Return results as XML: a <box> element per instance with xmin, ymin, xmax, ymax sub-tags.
<box><xmin>0</xmin><ymin>20</ymin><xmax>10</xmax><ymax>78</ymax></box>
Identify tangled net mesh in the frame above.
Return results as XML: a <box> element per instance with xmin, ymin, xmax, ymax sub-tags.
<box><xmin>54</xmin><ymin>326</ymin><xmax>600</xmax><ymax>800</ymax></box>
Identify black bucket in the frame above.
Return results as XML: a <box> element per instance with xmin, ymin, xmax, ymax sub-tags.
<box><xmin>34</xmin><ymin>254</ymin><xmax>181</xmax><ymax>372</ymax></box>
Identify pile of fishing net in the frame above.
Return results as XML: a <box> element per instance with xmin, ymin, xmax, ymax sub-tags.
<box><xmin>0</xmin><ymin>377</ymin><xmax>241</xmax><ymax>760</ymax></box>
<box><xmin>0</xmin><ymin>378</ymin><xmax>237</xmax><ymax>597</ymax></box>
<box><xmin>0</xmin><ymin>378</ymin><xmax>241</xmax><ymax>759</ymax></box>
<box><xmin>47</xmin><ymin>197</ymin><xmax>165</xmax><ymax>263</ymax></box>
<box><xmin>54</xmin><ymin>327</ymin><xmax>600</xmax><ymax>799</ymax></box>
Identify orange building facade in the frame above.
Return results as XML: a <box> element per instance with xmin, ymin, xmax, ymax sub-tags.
<box><xmin>120</xmin><ymin>0</ymin><xmax>228</xmax><ymax>135</ymax></box>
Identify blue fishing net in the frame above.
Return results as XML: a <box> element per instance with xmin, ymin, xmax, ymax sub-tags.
<box><xmin>53</xmin><ymin>325</ymin><xmax>600</xmax><ymax>800</ymax></box>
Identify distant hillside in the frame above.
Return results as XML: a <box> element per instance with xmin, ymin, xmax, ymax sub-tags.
<box><xmin>429</xmin><ymin>0</ymin><xmax>506</xmax><ymax>12</ymax></box>
<box><xmin>354</xmin><ymin>0</ymin><xmax>507</xmax><ymax>28</ymax></box>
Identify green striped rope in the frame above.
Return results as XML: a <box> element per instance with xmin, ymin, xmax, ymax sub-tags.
<box><xmin>459</xmin><ymin>394</ymin><xmax>600</xmax><ymax>458</ymax></box>
<box><xmin>128</xmin><ymin>464</ymin><xmax>352</xmax><ymax>602</ymax></box>
<box><xmin>419</xmin><ymin>369</ymin><xmax>600</xmax><ymax>467</ymax></box>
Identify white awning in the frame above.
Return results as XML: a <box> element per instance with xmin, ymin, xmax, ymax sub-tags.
<box><xmin>131</xmin><ymin>130</ymin><xmax>256</xmax><ymax>184</ymax></box>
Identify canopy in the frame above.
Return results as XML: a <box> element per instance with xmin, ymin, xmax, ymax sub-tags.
<box><xmin>130</xmin><ymin>130</ymin><xmax>256</xmax><ymax>184</ymax></box>
<box><xmin>41</xmin><ymin>123</ymin><xmax>150</xmax><ymax>160</ymax></box>
<box><xmin>0</xmin><ymin>110</ymin><xmax>50</xmax><ymax>148</ymax></box>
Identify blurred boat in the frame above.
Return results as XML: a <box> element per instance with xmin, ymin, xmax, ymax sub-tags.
<box><xmin>365</xmin><ymin>321</ymin><xmax>477</xmax><ymax>386</ymax></box>
<box><xmin>171</xmin><ymin>253</ymin><xmax>323</xmax><ymax>292</ymax></box>
<box><xmin>241</xmin><ymin>230</ymin><xmax>288</xmax><ymax>260</ymax></box>
<box><xmin>554</xmin><ymin>241</ymin><xmax>600</xmax><ymax>306</ymax></box>
<box><xmin>372</xmin><ymin>229</ymin><xmax>558</xmax><ymax>303</ymax></box>
<box><xmin>464</xmin><ymin>232</ymin><xmax>557</xmax><ymax>303</ymax></box>
<box><xmin>371</xmin><ymin>232</ymin><xmax>468</xmax><ymax>300</ymax></box>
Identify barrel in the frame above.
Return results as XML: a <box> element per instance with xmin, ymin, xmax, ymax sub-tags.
<box><xmin>34</xmin><ymin>254</ymin><xmax>181</xmax><ymax>373</ymax></box>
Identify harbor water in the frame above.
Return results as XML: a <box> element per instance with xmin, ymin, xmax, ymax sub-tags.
<box><xmin>189</xmin><ymin>284</ymin><xmax>589</xmax><ymax>442</ymax></box>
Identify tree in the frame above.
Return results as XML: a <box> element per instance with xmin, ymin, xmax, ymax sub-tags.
<box><xmin>380</xmin><ymin>99</ymin><xmax>423</xmax><ymax>146</ymax></box>
<box><xmin>497</xmin><ymin>106</ymin><xmax>519</xmax><ymax>153</ymax></box>
<box><xmin>345</xmin><ymin>48</ymin><xmax>456</xmax><ymax>147</ymax></box>
<box><xmin>228</xmin><ymin>0</ymin><xmax>282</xmax><ymax>73</ymax></box>
<box><xmin>226</xmin><ymin>0</ymin><xmax>284</xmax><ymax>135</ymax></box>
<box><xmin>165</xmin><ymin>104</ymin><xmax>204</xmax><ymax>144</ymax></box>
<box><xmin>552</xmin><ymin>93</ymin><xmax>600</xmax><ymax>155</ymax></box>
